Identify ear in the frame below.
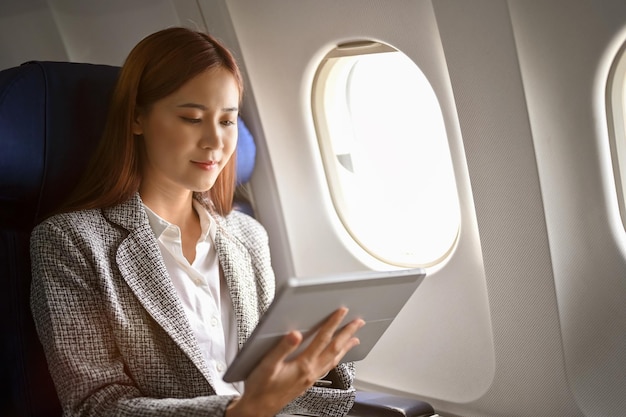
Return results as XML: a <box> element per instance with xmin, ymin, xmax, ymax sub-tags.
<box><xmin>132</xmin><ymin>111</ymin><xmax>144</xmax><ymax>135</ymax></box>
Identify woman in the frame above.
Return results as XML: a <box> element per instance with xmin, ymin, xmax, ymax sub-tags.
<box><xmin>30</xmin><ymin>27</ymin><xmax>363</xmax><ymax>417</ymax></box>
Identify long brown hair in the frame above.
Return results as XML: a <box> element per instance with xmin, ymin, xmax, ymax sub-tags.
<box><xmin>61</xmin><ymin>27</ymin><xmax>244</xmax><ymax>216</ymax></box>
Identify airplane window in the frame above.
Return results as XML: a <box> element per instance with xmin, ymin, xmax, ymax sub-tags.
<box><xmin>312</xmin><ymin>42</ymin><xmax>460</xmax><ymax>267</ymax></box>
<box><xmin>608</xmin><ymin>42</ymin><xmax>626</xmax><ymax>226</ymax></box>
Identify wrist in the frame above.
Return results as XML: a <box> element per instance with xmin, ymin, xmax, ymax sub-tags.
<box><xmin>225</xmin><ymin>397</ymin><xmax>241</xmax><ymax>417</ymax></box>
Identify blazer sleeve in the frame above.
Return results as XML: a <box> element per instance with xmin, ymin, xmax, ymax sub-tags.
<box><xmin>30</xmin><ymin>217</ymin><xmax>235</xmax><ymax>417</ymax></box>
<box><xmin>279</xmin><ymin>363</ymin><xmax>355</xmax><ymax>417</ymax></box>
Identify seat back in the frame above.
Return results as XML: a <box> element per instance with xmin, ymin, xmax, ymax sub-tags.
<box><xmin>0</xmin><ymin>61</ymin><xmax>255</xmax><ymax>417</ymax></box>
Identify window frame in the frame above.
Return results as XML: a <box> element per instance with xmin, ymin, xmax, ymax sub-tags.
<box><xmin>607</xmin><ymin>41</ymin><xmax>626</xmax><ymax>228</ymax></box>
<box><xmin>311</xmin><ymin>40</ymin><xmax>461</xmax><ymax>268</ymax></box>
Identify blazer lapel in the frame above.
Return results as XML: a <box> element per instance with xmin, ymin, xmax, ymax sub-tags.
<box><xmin>104</xmin><ymin>195</ymin><xmax>215</xmax><ymax>385</ymax></box>
<box><xmin>215</xmin><ymin>226</ymin><xmax>260</xmax><ymax>349</ymax></box>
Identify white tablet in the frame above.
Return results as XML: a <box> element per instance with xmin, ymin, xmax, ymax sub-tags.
<box><xmin>223</xmin><ymin>268</ymin><xmax>426</xmax><ymax>383</ymax></box>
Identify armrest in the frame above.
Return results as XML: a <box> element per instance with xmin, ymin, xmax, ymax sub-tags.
<box><xmin>348</xmin><ymin>391</ymin><xmax>436</xmax><ymax>417</ymax></box>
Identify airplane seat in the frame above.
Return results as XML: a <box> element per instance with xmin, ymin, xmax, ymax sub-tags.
<box><xmin>0</xmin><ymin>61</ymin><xmax>435</xmax><ymax>417</ymax></box>
<box><xmin>0</xmin><ymin>60</ymin><xmax>118</xmax><ymax>417</ymax></box>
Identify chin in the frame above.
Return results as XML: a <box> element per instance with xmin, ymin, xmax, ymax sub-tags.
<box><xmin>191</xmin><ymin>182</ymin><xmax>216</xmax><ymax>193</ymax></box>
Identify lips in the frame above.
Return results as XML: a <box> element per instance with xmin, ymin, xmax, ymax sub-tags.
<box><xmin>191</xmin><ymin>160</ymin><xmax>219</xmax><ymax>170</ymax></box>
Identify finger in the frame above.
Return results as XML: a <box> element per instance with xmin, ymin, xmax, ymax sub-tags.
<box><xmin>259</xmin><ymin>330</ymin><xmax>303</xmax><ymax>370</ymax></box>
<box><xmin>312</xmin><ymin>336</ymin><xmax>362</xmax><ymax>382</ymax></box>
<box><xmin>320</xmin><ymin>315</ymin><xmax>364</xmax><ymax>356</ymax></box>
<box><xmin>301</xmin><ymin>307</ymin><xmax>349</xmax><ymax>357</ymax></box>
<box><xmin>333</xmin><ymin>318</ymin><xmax>365</xmax><ymax>346</ymax></box>
<box><xmin>327</xmin><ymin>319</ymin><xmax>365</xmax><ymax>362</ymax></box>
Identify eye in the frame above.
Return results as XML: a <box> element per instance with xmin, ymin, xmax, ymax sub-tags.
<box><xmin>221</xmin><ymin>119</ymin><xmax>236</xmax><ymax>127</ymax></box>
<box><xmin>181</xmin><ymin>116</ymin><xmax>201</xmax><ymax>124</ymax></box>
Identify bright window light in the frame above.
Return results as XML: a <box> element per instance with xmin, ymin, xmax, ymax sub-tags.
<box><xmin>312</xmin><ymin>42</ymin><xmax>460</xmax><ymax>267</ymax></box>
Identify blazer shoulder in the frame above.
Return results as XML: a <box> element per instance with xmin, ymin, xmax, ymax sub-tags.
<box><xmin>218</xmin><ymin>210</ymin><xmax>269</xmax><ymax>244</ymax></box>
<box><xmin>31</xmin><ymin>208</ymin><xmax>126</xmax><ymax>253</ymax></box>
<box><xmin>33</xmin><ymin>208</ymin><xmax>103</xmax><ymax>235</ymax></box>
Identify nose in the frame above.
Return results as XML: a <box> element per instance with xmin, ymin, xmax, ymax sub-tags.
<box><xmin>199</xmin><ymin>122</ymin><xmax>222</xmax><ymax>150</ymax></box>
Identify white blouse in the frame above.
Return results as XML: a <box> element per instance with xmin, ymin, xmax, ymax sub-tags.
<box><xmin>143</xmin><ymin>200</ymin><xmax>242</xmax><ymax>395</ymax></box>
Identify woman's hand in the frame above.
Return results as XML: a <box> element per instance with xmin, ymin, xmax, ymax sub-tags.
<box><xmin>225</xmin><ymin>307</ymin><xmax>364</xmax><ymax>417</ymax></box>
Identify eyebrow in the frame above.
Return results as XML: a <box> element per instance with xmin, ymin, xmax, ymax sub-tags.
<box><xmin>177</xmin><ymin>103</ymin><xmax>238</xmax><ymax>112</ymax></box>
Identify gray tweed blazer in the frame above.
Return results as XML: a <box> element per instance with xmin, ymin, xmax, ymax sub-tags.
<box><xmin>30</xmin><ymin>193</ymin><xmax>355</xmax><ymax>417</ymax></box>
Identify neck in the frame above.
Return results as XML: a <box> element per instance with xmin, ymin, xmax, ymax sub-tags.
<box><xmin>139</xmin><ymin>185</ymin><xmax>196</xmax><ymax>228</ymax></box>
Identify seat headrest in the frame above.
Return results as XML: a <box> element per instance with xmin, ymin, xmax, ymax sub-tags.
<box><xmin>0</xmin><ymin>61</ymin><xmax>256</xmax><ymax>230</ymax></box>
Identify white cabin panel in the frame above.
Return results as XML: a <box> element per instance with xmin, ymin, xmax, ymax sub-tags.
<box><xmin>510</xmin><ymin>0</ymin><xmax>626</xmax><ymax>415</ymax></box>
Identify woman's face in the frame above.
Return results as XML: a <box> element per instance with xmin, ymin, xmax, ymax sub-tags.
<box><xmin>133</xmin><ymin>67</ymin><xmax>239</xmax><ymax>197</ymax></box>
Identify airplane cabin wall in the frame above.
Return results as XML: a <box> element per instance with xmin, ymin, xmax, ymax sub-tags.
<box><xmin>221</xmin><ymin>0</ymin><xmax>626</xmax><ymax>416</ymax></box>
<box><xmin>430</xmin><ymin>1</ymin><xmax>578</xmax><ymax>415</ymax></box>
<box><xmin>221</xmin><ymin>0</ymin><xmax>497</xmax><ymax>411</ymax></box>
<box><xmin>509</xmin><ymin>1</ymin><xmax>626</xmax><ymax>415</ymax></box>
